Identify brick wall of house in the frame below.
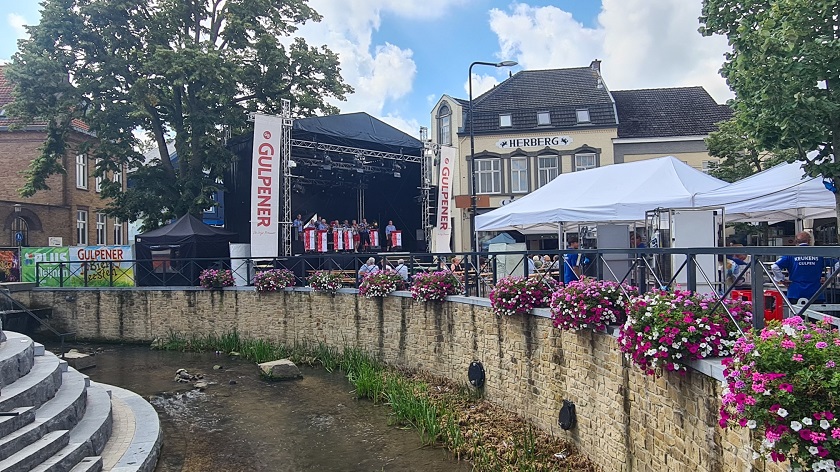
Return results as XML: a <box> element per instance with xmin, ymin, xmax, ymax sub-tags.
<box><xmin>17</xmin><ymin>288</ymin><xmax>785</xmax><ymax>472</ymax></box>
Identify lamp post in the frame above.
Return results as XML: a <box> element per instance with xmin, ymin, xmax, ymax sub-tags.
<box><xmin>468</xmin><ymin>60</ymin><xmax>516</xmax><ymax>296</ymax></box>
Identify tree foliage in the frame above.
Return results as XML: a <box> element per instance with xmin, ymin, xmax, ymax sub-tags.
<box><xmin>705</xmin><ymin>118</ymin><xmax>793</xmax><ymax>182</ymax></box>
<box><xmin>700</xmin><ymin>0</ymin><xmax>840</xmax><ymax>227</ymax></box>
<box><xmin>6</xmin><ymin>0</ymin><xmax>352</xmax><ymax>229</ymax></box>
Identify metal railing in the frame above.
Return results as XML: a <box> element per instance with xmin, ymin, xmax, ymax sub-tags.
<box><xmin>0</xmin><ymin>288</ymin><xmax>74</xmax><ymax>352</ymax></box>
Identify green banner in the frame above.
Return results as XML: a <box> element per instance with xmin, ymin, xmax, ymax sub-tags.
<box><xmin>22</xmin><ymin>246</ymin><xmax>134</xmax><ymax>287</ymax></box>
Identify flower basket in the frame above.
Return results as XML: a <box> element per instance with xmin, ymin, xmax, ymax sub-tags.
<box><xmin>550</xmin><ymin>278</ymin><xmax>634</xmax><ymax>332</ymax></box>
<box><xmin>199</xmin><ymin>268</ymin><xmax>235</xmax><ymax>289</ymax></box>
<box><xmin>307</xmin><ymin>270</ymin><xmax>343</xmax><ymax>294</ymax></box>
<box><xmin>720</xmin><ymin>317</ymin><xmax>839</xmax><ymax>469</ymax></box>
<box><xmin>253</xmin><ymin>268</ymin><xmax>296</xmax><ymax>291</ymax></box>
<box><xmin>617</xmin><ymin>289</ymin><xmax>751</xmax><ymax>375</ymax></box>
<box><xmin>358</xmin><ymin>270</ymin><xmax>404</xmax><ymax>298</ymax></box>
<box><xmin>410</xmin><ymin>270</ymin><xmax>461</xmax><ymax>301</ymax></box>
<box><xmin>489</xmin><ymin>275</ymin><xmax>558</xmax><ymax>317</ymax></box>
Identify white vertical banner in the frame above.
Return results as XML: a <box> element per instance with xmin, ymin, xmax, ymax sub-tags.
<box><xmin>433</xmin><ymin>146</ymin><xmax>456</xmax><ymax>253</ymax></box>
<box><xmin>250</xmin><ymin>113</ymin><xmax>284</xmax><ymax>258</ymax></box>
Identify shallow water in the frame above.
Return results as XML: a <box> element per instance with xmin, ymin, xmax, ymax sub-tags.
<box><xmin>67</xmin><ymin>344</ymin><xmax>470</xmax><ymax>472</ymax></box>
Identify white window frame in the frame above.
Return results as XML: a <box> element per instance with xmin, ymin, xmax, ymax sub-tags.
<box><xmin>575</xmin><ymin>153</ymin><xmax>597</xmax><ymax>171</ymax></box>
<box><xmin>76</xmin><ymin>210</ymin><xmax>88</xmax><ymax>245</ymax></box>
<box><xmin>113</xmin><ymin>217</ymin><xmax>124</xmax><ymax>245</ymax></box>
<box><xmin>537</xmin><ymin>154</ymin><xmax>559</xmax><ymax>188</ymax></box>
<box><xmin>114</xmin><ymin>164</ymin><xmax>124</xmax><ymax>188</ymax></box>
<box><xmin>499</xmin><ymin>114</ymin><xmax>512</xmax><ymax>128</ymax></box>
<box><xmin>537</xmin><ymin>111</ymin><xmax>551</xmax><ymax>126</ymax></box>
<box><xmin>76</xmin><ymin>154</ymin><xmax>88</xmax><ymax>189</ymax></box>
<box><xmin>476</xmin><ymin>158</ymin><xmax>502</xmax><ymax>194</ymax></box>
<box><xmin>510</xmin><ymin>157</ymin><xmax>529</xmax><ymax>193</ymax></box>
<box><xmin>702</xmin><ymin>160</ymin><xmax>719</xmax><ymax>173</ymax></box>
<box><xmin>95</xmin><ymin>159</ymin><xmax>103</xmax><ymax>193</ymax></box>
<box><xmin>96</xmin><ymin>212</ymin><xmax>107</xmax><ymax>245</ymax></box>
<box><xmin>576</xmin><ymin>109</ymin><xmax>591</xmax><ymax>123</ymax></box>
<box><xmin>438</xmin><ymin>104</ymin><xmax>451</xmax><ymax>146</ymax></box>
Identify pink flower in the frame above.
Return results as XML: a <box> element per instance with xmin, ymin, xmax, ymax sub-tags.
<box><xmin>780</xmin><ymin>339</ymin><xmax>796</xmax><ymax>349</ymax></box>
<box><xmin>815</xmin><ymin>341</ymin><xmax>828</xmax><ymax>349</ymax></box>
<box><xmin>778</xmin><ymin>383</ymin><xmax>794</xmax><ymax>393</ymax></box>
<box><xmin>791</xmin><ymin>354</ymin><xmax>804</xmax><ymax>362</ymax></box>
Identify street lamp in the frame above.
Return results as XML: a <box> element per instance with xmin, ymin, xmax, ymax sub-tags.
<box><xmin>468</xmin><ymin>60</ymin><xmax>517</xmax><ymax>255</ymax></box>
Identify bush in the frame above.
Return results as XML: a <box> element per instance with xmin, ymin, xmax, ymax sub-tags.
<box><xmin>253</xmin><ymin>268</ymin><xmax>296</xmax><ymax>291</ymax></box>
<box><xmin>307</xmin><ymin>270</ymin><xmax>343</xmax><ymax>294</ymax></box>
<box><xmin>550</xmin><ymin>278</ymin><xmax>634</xmax><ymax>332</ymax></box>
<box><xmin>720</xmin><ymin>317</ymin><xmax>839</xmax><ymax>470</ymax></box>
<box><xmin>489</xmin><ymin>275</ymin><xmax>558</xmax><ymax>317</ymax></box>
<box><xmin>198</xmin><ymin>268</ymin><xmax>235</xmax><ymax>289</ymax></box>
<box><xmin>358</xmin><ymin>270</ymin><xmax>405</xmax><ymax>298</ymax></box>
<box><xmin>410</xmin><ymin>270</ymin><xmax>462</xmax><ymax>302</ymax></box>
<box><xmin>617</xmin><ymin>289</ymin><xmax>751</xmax><ymax>375</ymax></box>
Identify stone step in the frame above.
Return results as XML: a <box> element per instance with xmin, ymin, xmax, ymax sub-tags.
<box><xmin>0</xmin><ymin>429</ymin><xmax>69</xmax><ymax>472</ymax></box>
<box><xmin>69</xmin><ymin>456</ymin><xmax>102</xmax><ymax>472</ymax></box>
<box><xmin>0</xmin><ymin>332</ymin><xmax>35</xmax><ymax>387</ymax></box>
<box><xmin>99</xmin><ymin>385</ymin><xmax>161</xmax><ymax>472</ymax></box>
<box><xmin>0</xmin><ymin>352</ymin><xmax>63</xmax><ymax>412</ymax></box>
<box><xmin>30</xmin><ymin>385</ymin><xmax>113</xmax><ymax>472</ymax></box>
<box><xmin>0</xmin><ymin>407</ymin><xmax>35</xmax><ymax>438</ymax></box>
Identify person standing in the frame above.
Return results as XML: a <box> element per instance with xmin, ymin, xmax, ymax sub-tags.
<box><xmin>563</xmin><ymin>236</ymin><xmax>588</xmax><ymax>285</ymax></box>
<box><xmin>359</xmin><ymin>218</ymin><xmax>371</xmax><ymax>252</ymax></box>
<box><xmin>393</xmin><ymin>258</ymin><xmax>409</xmax><ymax>282</ymax></box>
<box><xmin>357</xmin><ymin>257</ymin><xmax>379</xmax><ymax>285</ymax></box>
<box><xmin>772</xmin><ymin>232</ymin><xmax>837</xmax><ymax>303</ymax></box>
<box><xmin>292</xmin><ymin>214</ymin><xmax>303</xmax><ymax>240</ymax></box>
<box><xmin>385</xmin><ymin>220</ymin><xmax>396</xmax><ymax>251</ymax></box>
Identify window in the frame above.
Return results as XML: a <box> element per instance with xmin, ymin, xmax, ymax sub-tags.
<box><xmin>114</xmin><ymin>218</ymin><xmax>124</xmax><ymax>245</ymax></box>
<box><xmin>575</xmin><ymin>153</ymin><xmax>597</xmax><ymax>171</ymax></box>
<box><xmin>576</xmin><ymin>109</ymin><xmax>591</xmax><ymax>123</ymax></box>
<box><xmin>499</xmin><ymin>114</ymin><xmax>512</xmax><ymax>127</ymax></box>
<box><xmin>702</xmin><ymin>160</ymin><xmax>719</xmax><ymax>173</ymax></box>
<box><xmin>76</xmin><ymin>210</ymin><xmax>88</xmax><ymax>245</ymax></box>
<box><xmin>537</xmin><ymin>112</ymin><xmax>551</xmax><ymax>126</ymax></box>
<box><xmin>437</xmin><ymin>104</ymin><xmax>451</xmax><ymax>145</ymax></box>
<box><xmin>95</xmin><ymin>159</ymin><xmax>102</xmax><ymax>193</ymax></box>
<box><xmin>76</xmin><ymin>154</ymin><xmax>88</xmax><ymax>189</ymax></box>
<box><xmin>10</xmin><ymin>216</ymin><xmax>28</xmax><ymax>246</ymax></box>
<box><xmin>114</xmin><ymin>164</ymin><xmax>123</xmax><ymax>188</ymax></box>
<box><xmin>537</xmin><ymin>154</ymin><xmax>559</xmax><ymax>187</ymax></box>
<box><xmin>510</xmin><ymin>157</ymin><xmax>529</xmax><ymax>193</ymax></box>
<box><xmin>476</xmin><ymin>159</ymin><xmax>502</xmax><ymax>194</ymax></box>
<box><xmin>96</xmin><ymin>212</ymin><xmax>107</xmax><ymax>245</ymax></box>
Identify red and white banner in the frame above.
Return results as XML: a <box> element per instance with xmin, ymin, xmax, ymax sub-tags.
<box><xmin>391</xmin><ymin>230</ymin><xmax>402</xmax><ymax>248</ymax></box>
<box><xmin>333</xmin><ymin>230</ymin><xmax>344</xmax><ymax>251</ymax></box>
<box><xmin>433</xmin><ymin>146</ymin><xmax>455</xmax><ymax>253</ymax></box>
<box><xmin>344</xmin><ymin>230</ymin><xmax>353</xmax><ymax>250</ymax></box>
<box><xmin>303</xmin><ymin>228</ymin><xmax>317</xmax><ymax>252</ymax></box>
<box><xmin>250</xmin><ymin>113</ymin><xmax>284</xmax><ymax>258</ymax></box>
<box><xmin>370</xmin><ymin>230</ymin><xmax>379</xmax><ymax>247</ymax></box>
<box><xmin>316</xmin><ymin>230</ymin><xmax>328</xmax><ymax>253</ymax></box>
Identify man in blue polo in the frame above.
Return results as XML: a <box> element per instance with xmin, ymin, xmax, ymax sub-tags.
<box><xmin>563</xmin><ymin>236</ymin><xmax>588</xmax><ymax>285</ymax></box>
<box><xmin>771</xmin><ymin>232</ymin><xmax>836</xmax><ymax>303</ymax></box>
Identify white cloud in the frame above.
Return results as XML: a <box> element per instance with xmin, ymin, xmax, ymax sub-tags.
<box><xmin>488</xmin><ymin>0</ymin><xmax>733</xmax><ymax>102</ymax></box>
<box><xmin>7</xmin><ymin>13</ymin><xmax>27</xmax><ymax>38</ymax></box>
<box><xmin>466</xmin><ymin>73</ymin><xmax>505</xmax><ymax>98</ymax></box>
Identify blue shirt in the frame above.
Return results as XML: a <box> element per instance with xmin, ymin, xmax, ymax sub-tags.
<box><xmin>774</xmin><ymin>249</ymin><xmax>834</xmax><ymax>301</ymax></box>
<box><xmin>563</xmin><ymin>251</ymin><xmax>589</xmax><ymax>284</ymax></box>
<box><xmin>292</xmin><ymin>219</ymin><xmax>303</xmax><ymax>233</ymax></box>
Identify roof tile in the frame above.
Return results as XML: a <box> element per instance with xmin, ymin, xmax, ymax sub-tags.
<box><xmin>611</xmin><ymin>87</ymin><xmax>732</xmax><ymax>138</ymax></box>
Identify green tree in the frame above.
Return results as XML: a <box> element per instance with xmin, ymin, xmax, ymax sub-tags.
<box><xmin>6</xmin><ymin>0</ymin><xmax>352</xmax><ymax>229</ymax></box>
<box><xmin>700</xmin><ymin>0</ymin><xmax>840</xmax><ymax>235</ymax></box>
<box><xmin>705</xmin><ymin>118</ymin><xmax>793</xmax><ymax>182</ymax></box>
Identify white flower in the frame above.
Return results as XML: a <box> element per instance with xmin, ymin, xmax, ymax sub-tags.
<box><xmin>820</xmin><ymin>419</ymin><xmax>830</xmax><ymax>430</ymax></box>
<box><xmin>791</xmin><ymin>421</ymin><xmax>803</xmax><ymax>431</ymax></box>
<box><xmin>747</xmin><ymin>420</ymin><xmax>757</xmax><ymax>429</ymax></box>
<box><xmin>777</xmin><ymin>408</ymin><xmax>789</xmax><ymax>418</ymax></box>
<box><xmin>802</xmin><ymin>417</ymin><xmax>813</xmax><ymax>426</ymax></box>
<box><xmin>808</xmin><ymin>446</ymin><xmax>819</xmax><ymax>456</ymax></box>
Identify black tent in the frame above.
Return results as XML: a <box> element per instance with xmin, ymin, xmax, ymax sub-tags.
<box><xmin>135</xmin><ymin>214</ymin><xmax>237</xmax><ymax>286</ymax></box>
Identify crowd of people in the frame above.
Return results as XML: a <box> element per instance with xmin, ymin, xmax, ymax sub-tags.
<box><xmin>292</xmin><ymin>214</ymin><xmax>401</xmax><ymax>252</ymax></box>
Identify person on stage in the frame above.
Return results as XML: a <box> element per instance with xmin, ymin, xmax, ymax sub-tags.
<box><xmin>385</xmin><ymin>220</ymin><xmax>396</xmax><ymax>251</ymax></box>
<box><xmin>359</xmin><ymin>218</ymin><xmax>371</xmax><ymax>252</ymax></box>
<box><xmin>292</xmin><ymin>214</ymin><xmax>303</xmax><ymax>240</ymax></box>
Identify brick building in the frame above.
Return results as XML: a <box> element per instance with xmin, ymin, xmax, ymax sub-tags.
<box><xmin>0</xmin><ymin>65</ymin><xmax>126</xmax><ymax>248</ymax></box>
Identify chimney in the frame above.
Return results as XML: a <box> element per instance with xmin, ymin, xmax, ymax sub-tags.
<box><xmin>589</xmin><ymin>59</ymin><xmax>601</xmax><ymax>73</ymax></box>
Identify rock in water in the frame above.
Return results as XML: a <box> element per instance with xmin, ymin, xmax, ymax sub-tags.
<box><xmin>258</xmin><ymin>359</ymin><xmax>302</xmax><ymax>380</ymax></box>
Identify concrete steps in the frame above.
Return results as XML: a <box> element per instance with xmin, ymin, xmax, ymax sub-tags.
<box><xmin>0</xmin><ymin>332</ymin><xmax>160</xmax><ymax>471</ymax></box>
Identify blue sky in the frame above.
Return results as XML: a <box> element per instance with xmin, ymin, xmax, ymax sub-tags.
<box><xmin>0</xmin><ymin>0</ymin><xmax>730</xmax><ymax>137</ymax></box>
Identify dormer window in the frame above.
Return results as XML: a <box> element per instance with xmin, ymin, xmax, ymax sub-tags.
<box><xmin>576</xmin><ymin>109</ymin><xmax>591</xmax><ymax>123</ymax></box>
<box><xmin>537</xmin><ymin>112</ymin><xmax>550</xmax><ymax>126</ymax></box>
<box><xmin>499</xmin><ymin>114</ymin><xmax>512</xmax><ymax>127</ymax></box>
<box><xmin>437</xmin><ymin>103</ymin><xmax>452</xmax><ymax>145</ymax></box>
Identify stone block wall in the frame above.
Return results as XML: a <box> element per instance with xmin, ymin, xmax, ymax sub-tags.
<box><xmin>19</xmin><ymin>288</ymin><xmax>784</xmax><ymax>472</ymax></box>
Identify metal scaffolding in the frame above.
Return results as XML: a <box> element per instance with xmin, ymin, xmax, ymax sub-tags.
<box><xmin>280</xmin><ymin>99</ymin><xmax>293</xmax><ymax>256</ymax></box>
<box><xmin>419</xmin><ymin>127</ymin><xmax>434</xmax><ymax>253</ymax></box>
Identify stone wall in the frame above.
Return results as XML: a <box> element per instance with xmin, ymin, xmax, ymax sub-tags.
<box><xmin>18</xmin><ymin>288</ymin><xmax>781</xmax><ymax>472</ymax></box>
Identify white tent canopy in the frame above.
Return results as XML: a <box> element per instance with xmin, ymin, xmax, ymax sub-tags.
<box><xmin>476</xmin><ymin>156</ymin><xmax>727</xmax><ymax>233</ymax></box>
<box><xmin>692</xmin><ymin>161</ymin><xmax>838</xmax><ymax>223</ymax></box>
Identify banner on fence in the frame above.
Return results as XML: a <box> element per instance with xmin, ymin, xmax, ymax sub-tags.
<box><xmin>21</xmin><ymin>246</ymin><xmax>134</xmax><ymax>287</ymax></box>
<box><xmin>0</xmin><ymin>248</ymin><xmax>20</xmax><ymax>282</ymax></box>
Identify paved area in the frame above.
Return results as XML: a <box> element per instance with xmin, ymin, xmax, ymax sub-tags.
<box><xmin>100</xmin><ymin>395</ymin><xmax>135</xmax><ymax>470</ymax></box>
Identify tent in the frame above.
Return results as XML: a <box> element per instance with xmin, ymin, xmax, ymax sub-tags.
<box><xmin>476</xmin><ymin>156</ymin><xmax>727</xmax><ymax>233</ymax></box>
<box><xmin>135</xmin><ymin>214</ymin><xmax>237</xmax><ymax>286</ymax></box>
<box><xmin>481</xmin><ymin>232</ymin><xmax>517</xmax><ymax>250</ymax></box>
<box><xmin>692</xmin><ymin>161</ymin><xmax>837</xmax><ymax>223</ymax></box>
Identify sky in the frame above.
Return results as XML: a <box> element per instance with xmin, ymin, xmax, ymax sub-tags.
<box><xmin>0</xmin><ymin>0</ymin><xmax>732</xmax><ymax>138</ymax></box>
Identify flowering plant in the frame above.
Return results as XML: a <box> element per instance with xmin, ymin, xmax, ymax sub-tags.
<box><xmin>550</xmin><ymin>278</ymin><xmax>634</xmax><ymax>331</ymax></box>
<box><xmin>720</xmin><ymin>317</ymin><xmax>839</xmax><ymax>470</ymax></box>
<box><xmin>410</xmin><ymin>270</ymin><xmax>461</xmax><ymax>301</ymax></box>
<box><xmin>198</xmin><ymin>268</ymin><xmax>235</xmax><ymax>289</ymax></box>
<box><xmin>489</xmin><ymin>275</ymin><xmax>558</xmax><ymax>317</ymax></box>
<box><xmin>358</xmin><ymin>270</ymin><xmax>404</xmax><ymax>298</ymax></box>
<box><xmin>253</xmin><ymin>268</ymin><xmax>296</xmax><ymax>291</ymax></box>
<box><xmin>617</xmin><ymin>289</ymin><xmax>751</xmax><ymax>375</ymax></box>
<box><xmin>307</xmin><ymin>270</ymin><xmax>343</xmax><ymax>294</ymax></box>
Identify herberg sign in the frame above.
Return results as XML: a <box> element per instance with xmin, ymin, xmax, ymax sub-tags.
<box><xmin>496</xmin><ymin>136</ymin><xmax>573</xmax><ymax>149</ymax></box>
